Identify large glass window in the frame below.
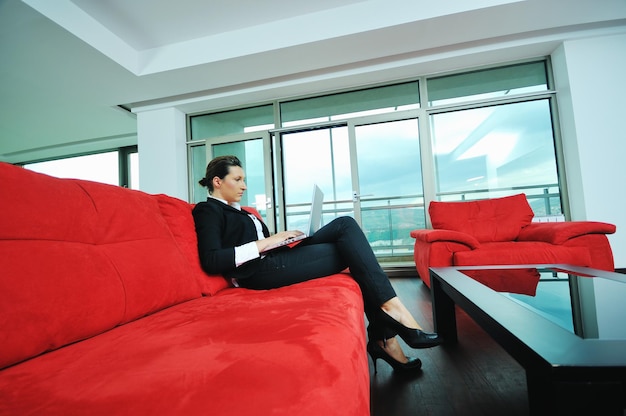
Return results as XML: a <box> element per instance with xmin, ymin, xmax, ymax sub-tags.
<box><xmin>24</xmin><ymin>148</ymin><xmax>139</xmax><ymax>189</ymax></box>
<box><xmin>188</xmin><ymin>104</ymin><xmax>275</xmax><ymax>202</ymax></box>
<box><xmin>189</xmin><ymin>144</ymin><xmax>207</xmax><ymax>203</ymax></box>
<box><xmin>128</xmin><ymin>152</ymin><xmax>140</xmax><ymax>189</ymax></box>
<box><xmin>189</xmin><ymin>104</ymin><xmax>274</xmax><ymax>140</ymax></box>
<box><xmin>354</xmin><ymin>118</ymin><xmax>424</xmax><ymax>257</ymax></box>
<box><xmin>25</xmin><ymin>151</ymin><xmax>120</xmax><ymax>185</ymax></box>
<box><xmin>187</xmin><ymin>59</ymin><xmax>562</xmax><ymax>262</ymax></box>
<box><xmin>430</xmin><ymin>99</ymin><xmax>560</xmax><ymax>215</ymax></box>
<box><xmin>280</xmin><ymin>126</ymin><xmax>352</xmax><ymax>231</ymax></box>
<box><xmin>428</xmin><ymin>61</ymin><xmax>548</xmax><ymax>106</ymax></box>
<box><xmin>280</xmin><ymin>81</ymin><xmax>419</xmax><ymax>127</ymax></box>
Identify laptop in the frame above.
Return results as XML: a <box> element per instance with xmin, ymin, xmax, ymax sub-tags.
<box><xmin>260</xmin><ymin>184</ymin><xmax>324</xmax><ymax>253</ymax></box>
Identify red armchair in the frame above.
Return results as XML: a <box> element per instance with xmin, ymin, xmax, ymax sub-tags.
<box><xmin>411</xmin><ymin>194</ymin><xmax>616</xmax><ymax>288</ymax></box>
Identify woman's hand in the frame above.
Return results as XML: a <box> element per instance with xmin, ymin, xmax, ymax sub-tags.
<box><xmin>256</xmin><ymin>230</ymin><xmax>304</xmax><ymax>252</ymax></box>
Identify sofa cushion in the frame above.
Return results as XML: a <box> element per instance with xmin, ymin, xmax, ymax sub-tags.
<box><xmin>156</xmin><ymin>194</ymin><xmax>230</xmax><ymax>295</ymax></box>
<box><xmin>453</xmin><ymin>241</ymin><xmax>592</xmax><ymax>267</ymax></box>
<box><xmin>430</xmin><ymin>194</ymin><xmax>534</xmax><ymax>242</ymax></box>
<box><xmin>0</xmin><ymin>163</ymin><xmax>202</xmax><ymax>369</ymax></box>
<box><xmin>0</xmin><ymin>274</ymin><xmax>369</xmax><ymax>416</ymax></box>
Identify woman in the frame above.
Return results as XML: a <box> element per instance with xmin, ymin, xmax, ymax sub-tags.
<box><xmin>192</xmin><ymin>155</ymin><xmax>442</xmax><ymax>373</ymax></box>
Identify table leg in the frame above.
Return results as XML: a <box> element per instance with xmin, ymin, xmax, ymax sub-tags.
<box><xmin>431</xmin><ymin>271</ymin><xmax>458</xmax><ymax>344</ymax></box>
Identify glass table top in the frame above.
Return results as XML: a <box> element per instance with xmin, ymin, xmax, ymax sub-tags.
<box><xmin>456</xmin><ymin>266</ymin><xmax>626</xmax><ymax>341</ymax></box>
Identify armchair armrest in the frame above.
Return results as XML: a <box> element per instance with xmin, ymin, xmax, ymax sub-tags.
<box><xmin>410</xmin><ymin>229</ymin><xmax>481</xmax><ymax>249</ymax></box>
<box><xmin>517</xmin><ymin>221</ymin><xmax>616</xmax><ymax>245</ymax></box>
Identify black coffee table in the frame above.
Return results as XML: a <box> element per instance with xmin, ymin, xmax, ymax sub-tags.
<box><xmin>430</xmin><ymin>264</ymin><xmax>626</xmax><ymax>415</ymax></box>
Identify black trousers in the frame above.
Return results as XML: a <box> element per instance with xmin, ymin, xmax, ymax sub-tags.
<box><xmin>236</xmin><ymin>216</ymin><xmax>398</xmax><ymax>341</ymax></box>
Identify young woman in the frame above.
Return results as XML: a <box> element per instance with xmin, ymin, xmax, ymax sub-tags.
<box><xmin>192</xmin><ymin>155</ymin><xmax>442</xmax><ymax>373</ymax></box>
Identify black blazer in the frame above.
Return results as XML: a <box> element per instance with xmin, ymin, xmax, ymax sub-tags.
<box><xmin>192</xmin><ymin>198</ymin><xmax>270</xmax><ymax>280</ymax></box>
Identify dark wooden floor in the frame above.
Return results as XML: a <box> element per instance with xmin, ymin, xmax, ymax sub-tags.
<box><xmin>369</xmin><ymin>277</ymin><xmax>530</xmax><ymax>416</ymax></box>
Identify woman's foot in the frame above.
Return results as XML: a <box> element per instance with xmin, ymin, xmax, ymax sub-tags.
<box><xmin>381</xmin><ymin>297</ymin><xmax>421</xmax><ymax>329</ymax></box>
<box><xmin>379</xmin><ymin>297</ymin><xmax>443</xmax><ymax>349</ymax></box>
<box><xmin>367</xmin><ymin>337</ymin><xmax>422</xmax><ymax>373</ymax></box>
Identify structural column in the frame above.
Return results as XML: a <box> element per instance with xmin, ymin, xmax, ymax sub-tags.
<box><xmin>135</xmin><ymin>106</ymin><xmax>188</xmax><ymax>200</ymax></box>
<box><xmin>551</xmin><ymin>33</ymin><xmax>626</xmax><ymax>267</ymax></box>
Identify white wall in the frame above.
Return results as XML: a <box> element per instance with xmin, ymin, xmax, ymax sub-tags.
<box><xmin>136</xmin><ymin>107</ymin><xmax>188</xmax><ymax>201</ymax></box>
<box><xmin>552</xmin><ymin>33</ymin><xmax>626</xmax><ymax>268</ymax></box>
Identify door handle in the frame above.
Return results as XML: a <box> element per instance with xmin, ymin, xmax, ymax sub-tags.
<box><xmin>352</xmin><ymin>191</ymin><xmax>373</xmax><ymax>202</ymax></box>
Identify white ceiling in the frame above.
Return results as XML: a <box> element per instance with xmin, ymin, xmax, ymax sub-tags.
<box><xmin>1</xmin><ymin>0</ymin><xmax>625</xmax><ymax>163</ymax></box>
<box><xmin>71</xmin><ymin>0</ymin><xmax>370</xmax><ymax>50</ymax></box>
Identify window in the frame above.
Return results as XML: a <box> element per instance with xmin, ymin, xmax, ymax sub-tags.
<box><xmin>189</xmin><ymin>104</ymin><xmax>274</xmax><ymax>140</ymax></box>
<box><xmin>187</xmin><ymin>59</ymin><xmax>563</xmax><ymax>261</ymax></box>
<box><xmin>280</xmin><ymin>81</ymin><xmax>420</xmax><ymax>127</ymax></box>
<box><xmin>188</xmin><ymin>105</ymin><xmax>275</xmax><ymax>203</ymax></box>
<box><xmin>24</xmin><ymin>147</ymin><xmax>139</xmax><ymax>189</ymax></box>
<box><xmin>430</xmin><ymin>99</ymin><xmax>561</xmax><ymax>215</ymax></box>
<box><xmin>427</xmin><ymin>61</ymin><xmax>548</xmax><ymax>106</ymax></box>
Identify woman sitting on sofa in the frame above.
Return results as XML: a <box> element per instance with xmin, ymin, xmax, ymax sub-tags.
<box><xmin>192</xmin><ymin>155</ymin><xmax>442</xmax><ymax>373</ymax></box>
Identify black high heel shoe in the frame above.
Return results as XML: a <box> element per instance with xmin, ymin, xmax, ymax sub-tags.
<box><xmin>379</xmin><ymin>311</ymin><xmax>443</xmax><ymax>349</ymax></box>
<box><xmin>367</xmin><ymin>341</ymin><xmax>422</xmax><ymax>373</ymax></box>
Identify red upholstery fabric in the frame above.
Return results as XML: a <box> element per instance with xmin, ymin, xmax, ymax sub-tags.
<box><xmin>413</xmin><ymin>193</ymin><xmax>615</xmax><ymax>288</ymax></box>
<box><xmin>411</xmin><ymin>228</ymin><xmax>481</xmax><ymax>249</ymax></box>
<box><xmin>561</xmin><ymin>233</ymin><xmax>615</xmax><ymax>272</ymax></box>
<box><xmin>0</xmin><ymin>162</ymin><xmax>369</xmax><ymax>415</ymax></box>
<box><xmin>461</xmin><ymin>268</ymin><xmax>541</xmax><ymax>296</ymax></box>
<box><xmin>453</xmin><ymin>241</ymin><xmax>592</xmax><ymax>268</ymax></box>
<box><xmin>0</xmin><ymin>164</ymin><xmax>202</xmax><ymax>369</ymax></box>
<box><xmin>156</xmin><ymin>194</ymin><xmax>230</xmax><ymax>295</ymax></box>
<box><xmin>0</xmin><ymin>275</ymin><xmax>369</xmax><ymax>416</ymax></box>
<box><xmin>413</xmin><ymin>239</ymin><xmax>473</xmax><ymax>288</ymax></box>
<box><xmin>517</xmin><ymin>221</ymin><xmax>616</xmax><ymax>245</ymax></box>
<box><xmin>429</xmin><ymin>194</ymin><xmax>534</xmax><ymax>242</ymax></box>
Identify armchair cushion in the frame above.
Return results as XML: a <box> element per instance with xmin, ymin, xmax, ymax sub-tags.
<box><xmin>410</xmin><ymin>229</ymin><xmax>481</xmax><ymax>249</ymax></box>
<box><xmin>429</xmin><ymin>194</ymin><xmax>534</xmax><ymax>242</ymax></box>
<box><xmin>453</xmin><ymin>241</ymin><xmax>591</xmax><ymax>267</ymax></box>
<box><xmin>517</xmin><ymin>221</ymin><xmax>616</xmax><ymax>245</ymax></box>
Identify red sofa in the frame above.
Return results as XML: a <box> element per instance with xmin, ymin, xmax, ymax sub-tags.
<box><xmin>0</xmin><ymin>162</ymin><xmax>369</xmax><ymax>415</ymax></box>
<box><xmin>411</xmin><ymin>194</ymin><xmax>616</xmax><ymax>288</ymax></box>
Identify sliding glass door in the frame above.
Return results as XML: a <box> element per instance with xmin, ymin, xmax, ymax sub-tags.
<box><xmin>351</xmin><ymin>116</ymin><xmax>425</xmax><ymax>258</ymax></box>
<box><xmin>278</xmin><ymin>124</ymin><xmax>353</xmax><ymax>233</ymax></box>
<box><xmin>277</xmin><ymin>113</ymin><xmax>425</xmax><ymax>260</ymax></box>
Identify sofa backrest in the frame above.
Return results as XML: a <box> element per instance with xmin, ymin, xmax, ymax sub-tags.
<box><xmin>429</xmin><ymin>193</ymin><xmax>534</xmax><ymax>242</ymax></box>
<box><xmin>0</xmin><ymin>163</ymin><xmax>225</xmax><ymax>369</ymax></box>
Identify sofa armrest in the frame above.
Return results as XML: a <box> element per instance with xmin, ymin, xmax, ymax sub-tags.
<box><xmin>517</xmin><ymin>221</ymin><xmax>616</xmax><ymax>245</ymax></box>
<box><xmin>410</xmin><ymin>229</ymin><xmax>481</xmax><ymax>249</ymax></box>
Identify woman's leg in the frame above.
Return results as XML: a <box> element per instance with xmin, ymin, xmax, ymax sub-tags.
<box><xmin>239</xmin><ymin>217</ymin><xmax>421</xmax><ymax>340</ymax></box>
<box><xmin>239</xmin><ymin>241</ymin><xmax>417</xmax><ymax>365</ymax></box>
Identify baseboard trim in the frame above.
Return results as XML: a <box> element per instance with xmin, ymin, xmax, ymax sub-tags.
<box><xmin>381</xmin><ymin>263</ymin><xmax>418</xmax><ymax>278</ymax></box>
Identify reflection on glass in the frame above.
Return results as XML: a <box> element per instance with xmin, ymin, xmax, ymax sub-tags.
<box><xmin>462</xmin><ymin>268</ymin><xmax>541</xmax><ymax>295</ymax></box>
<box><xmin>460</xmin><ymin>267</ymin><xmax>626</xmax><ymax>340</ymax></box>
<box><xmin>430</xmin><ymin>100</ymin><xmax>561</xmax><ymax>216</ymax></box>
